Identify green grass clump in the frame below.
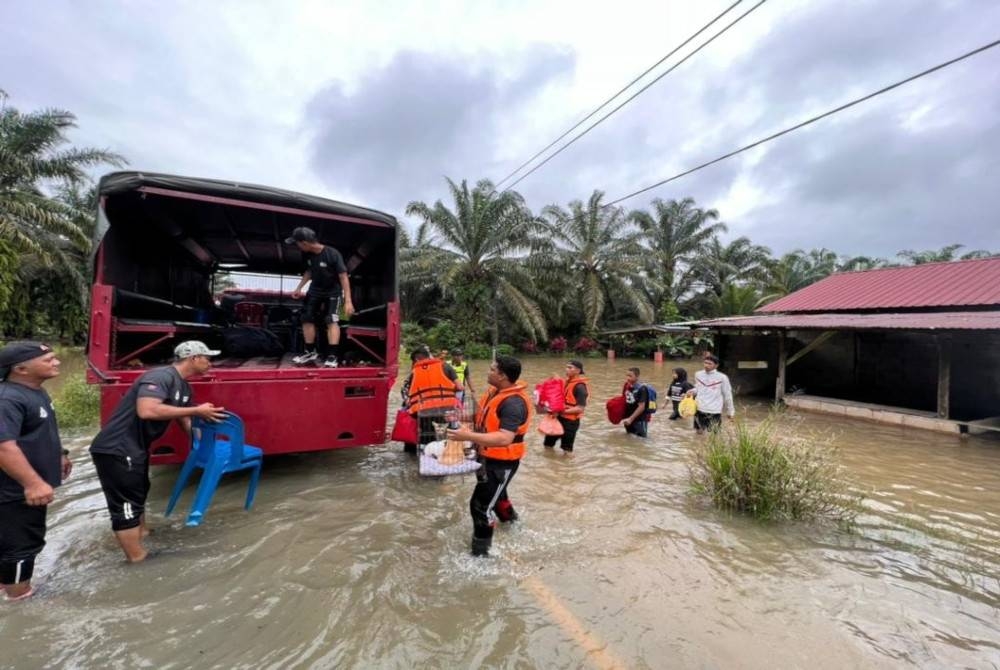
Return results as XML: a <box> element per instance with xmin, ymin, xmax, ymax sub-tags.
<box><xmin>689</xmin><ymin>415</ymin><xmax>857</xmax><ymax>523</ymax></box>
<box><xmin>52</xmin><ymin>374</ymin><xmax>100</xmax><ymax>430</ymax></box>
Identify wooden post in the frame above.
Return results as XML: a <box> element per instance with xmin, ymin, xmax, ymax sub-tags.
<box><xmin>937</xmin><ymin>334</ymin><xmax>951</xmax><ymax>419</ymax></box>
<box><xmin>775</xmin><ymin>331</ymin><xmax>787</xmax><ymax>403</ymax></box>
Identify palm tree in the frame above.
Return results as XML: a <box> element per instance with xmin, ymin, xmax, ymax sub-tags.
<box><xmin>696</xmin><ymin>235</ymin><xmax>772</xmax><ymax>297</ymax></box>
<box><xmin>897</xmin><ymin>244</ymin><xmax>996</xmax><ymax>264</ymax></box>
<box><xmin>540</xmin><ymin>190</ymin><xmax>654</xmax><ymax>336</ymax></box>
<box><xmin>0</xmin><ymin>91</ymin><xmax>124</xmax><ymax>258</ymax></box>
<box><xmin>404</xmin><ymin>178</ymin><xmax>547</xmax><ymax>343</ymax></box>
<box><xmin>629</xmin><ymin>197</ymin><xmax>727</xmax><ymax>317</ymax></box>
<box><xmin>709</xmin><ymin>283</ymin><xmax>762</xmax><ymax>317</ymax></box>
<box><xmin>759</xmin><ymin>249</ymin><xmax>836</xmax><ymax>304</ymax></box>
<box><xmin>838</xmin><ymin>255</ymin><xmax>890</xmax><ymax>272</ymax></box>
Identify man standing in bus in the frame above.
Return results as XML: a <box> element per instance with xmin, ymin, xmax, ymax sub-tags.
<box><xmin>0</xmin><ymin>342</ymin><xmax>69</xmax><ymax>602</ymax></box>
<box><xmin>89</xmin><ymin>341</ymin><xmax>227</xmax><ymax>562</ymax></box>
<box><xmin>447</xmin><ymin>355</ymin><xmax>531</xmax><ymax>557</ymax></box>
<box><xmin>541</xmin><ymin>359</ymin><xmax>589</xmax><ymax>453</ymax></box>
<box><xmin>286</xmin><ymin>226</ymin><xmax>355</xmax><ymax>368</ymax></box>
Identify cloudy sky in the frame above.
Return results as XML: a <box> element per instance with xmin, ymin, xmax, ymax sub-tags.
<box><xmin>4</xmin><ymin>0</ymin><xmax>999</xmax><ymax>258</ymax></box>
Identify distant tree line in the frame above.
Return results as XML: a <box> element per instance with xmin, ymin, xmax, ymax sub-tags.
<box><xmin>1</xmin><ymin>93</ymin><xmax>993</xmax><ymax>350</ymax></box>
<box><xmin>401</xmin><ymin>178</ymin><xmax>995</xmax><ymax>354</ymax></box>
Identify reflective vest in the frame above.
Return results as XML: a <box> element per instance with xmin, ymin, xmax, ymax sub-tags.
<box><xmin>452</xmin><ymin>360</ymin><xmax>469</xmax><ymax>385</ymax></box>
<box><xmin>559</xmin><ymin>377</ymin><xmax>589</xmax><ymax>421</ymax></box>
<box><xmin>475</xmin><ymin>382</ymin><xmax>532</xmax><ymax>461</ymax></box>
<box><xmin>407</xmin><ymin>359</ymin><xmax>459</xmax><ymax>414</ymax></box>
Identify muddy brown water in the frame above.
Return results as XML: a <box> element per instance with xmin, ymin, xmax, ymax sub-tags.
<box><xmin>2</xmin><ymin>355</ymin><xmax>999</xmax><ymax>669</ymax></box>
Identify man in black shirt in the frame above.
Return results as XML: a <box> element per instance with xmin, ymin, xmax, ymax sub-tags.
<box><xmin>89</xmin><ymin>341</ymin><xmax>226</xmax><ymax>562</ymax></box>
<box><xmin>0</xmin><ymin>342</ymin><xmax>69</xmax><ymax>601</ymax></box>
<box><xmin>622</xmin><ymin>367</ymin><xmax>650</xmax><ymax>438</ymax></box>
<box><xmin>447</xmin><ymin>356</ymin><xmax>531</xmax><ymax>557</ymax></box>
<box><xmin>286</xmin><ymin>226</ymin><xmax>356</xmax><ymax>368</ymax></box>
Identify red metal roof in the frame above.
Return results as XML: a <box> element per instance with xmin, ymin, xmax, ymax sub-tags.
<box><xmin>699</xmin><ymin>311</ymin><xmax>1000</xmax><ymax>331</ymax></box>
<box><xmin>757</xmin><ymin>257</ymin><xmax>1000</xmax><ymax>313</ymax></box>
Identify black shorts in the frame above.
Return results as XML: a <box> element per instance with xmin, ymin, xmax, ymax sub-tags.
<box><xmin>92</xmin><ymin>453</ymin><xmax>151</xmax><ymax>531</ymax></box>
<box><xmin>694</xmin><ymin>411</ymin><xmax>723</xmax><ymax>432</ymax></box>
<box><xmin>301</xmin><ymin>293</ymin><xmax>343</xmax><ymax>325</ymax></box>
<box><xmin>0</xmin><ymin>501</ymin><xmax>47</xmax><ymax>584</ymax></box>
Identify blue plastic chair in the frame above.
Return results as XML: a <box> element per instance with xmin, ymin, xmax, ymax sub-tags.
<box><xmin>165</xmin><ymin>413</ymin><xmax>264</xmax><ymax>527</ymax></box>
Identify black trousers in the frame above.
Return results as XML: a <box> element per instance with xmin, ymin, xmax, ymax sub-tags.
<box><xmin>0</xmin><ymin>501</ymin><xmax>47</xmax><ymax>585</ymax></box>
<box><xmin>542</xmin><ymin>416</ymin><xmax>581</xmax><ymax>451</ymax></box>
<box><xmin>469</xmin><ymin>458</ymin><xmax>520</xmax><ymax>542</ymax></box>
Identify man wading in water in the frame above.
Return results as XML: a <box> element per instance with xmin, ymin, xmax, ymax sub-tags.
<box><xmin>448</xmin><ymin>356</ymin><xmax>531</xmax><ymax>557</ymax></box>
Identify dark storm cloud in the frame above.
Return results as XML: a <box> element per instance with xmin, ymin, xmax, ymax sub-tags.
<box><xmin>304</xmin><ymin>46</ymin><xmax>575</xmax><ymax>213</ymax></box>
<box><xmin>578</xmin><ymin>0</ymin><xmax>1000</xmax><ymax>256</ymax></box>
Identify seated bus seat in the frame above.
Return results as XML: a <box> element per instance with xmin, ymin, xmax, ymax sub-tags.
<box><xmin>234</xmin><ymin>302</ymin><xmax>266</xmax><ymax>326</ymax></box>
<box><xmin>165</xmin><ymin>413</ymin><xmax>263</xmax><ymax>527</ymax></box>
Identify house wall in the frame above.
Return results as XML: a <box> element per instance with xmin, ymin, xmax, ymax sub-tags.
<box><xmin>950</xmin><ymin>331</ymin><xmax>1000</xmax><ymax>420</ymax></box>
<box><xmin>716</xmin><ymin>334</ymin><xmax>778</xmax><ymax>396</ymax></box>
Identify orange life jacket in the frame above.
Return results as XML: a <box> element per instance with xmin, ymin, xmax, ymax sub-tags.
<box><xmin>408</xmin><ymin>358</ymin><xmax>459</xmax><ymax>414</ymax></box>
<box><xmin>475</xmin><ymin>382</ymin><xmax>532</xmax><ymax>461</ymax></box>
<box><xmin>559</xmin><ymin>376</ymin><xmax>590</xmax><ymax>420</ymax></box>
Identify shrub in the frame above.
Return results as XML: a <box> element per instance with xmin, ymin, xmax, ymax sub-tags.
<box><xmin>689</xmin><ymin>415</ymin><xmax>857</xmax><ymax>523</ymax></box>
<box><xmin>495</xmin><ymin>343</ymin><xmax>514</xmax><ymax>357</ymax></box>
<box><xmin>52</xmin><ymin>374</ymin><xmax>100</xmax><ymax>430</ymax></box>
<box><xmin>573</xmin><ymin>336</ymin><xmax>600</xmax><ymax>353</ymax></box>
<box><xmin>549</xmin><ymin>336</ymin><xmax>567</xmax><ymax>354</ymax></box>
<box><xmin>425</xmin><ymin>320</ymin><xmax>462</xmax><ymax>353</ymax></box>
<box><xmin>520</xmin><ymin>340</ymin><xmax>539</xmax><ymax>354</ymax></box>
<box><xmin>400</xmin><ymin>322</ymin><xmax>427</xmax><ymax>353</ymax></box>
<box><xmin>464</xmin><ymin>342</ymin><xmax>492</xmax><ymax>359</ymax></box>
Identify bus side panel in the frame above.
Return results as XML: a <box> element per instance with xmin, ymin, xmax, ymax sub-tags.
<box><xmin>99</xmin><ymin>377</ymin><xmax>393</xmax><ymax>465</ymax></box>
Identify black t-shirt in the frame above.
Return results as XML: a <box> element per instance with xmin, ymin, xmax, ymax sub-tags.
<box><xmin>0</xmin><ymin>382</ymin><xmax>63</xmax><ymax>504</ymax></box>
<box><xmin>89</xmin><ymin>367</ymin><xmax>193</xmax><ymax>463</ymax></box>
<box><xmin>668</xmin><ymin>380</ymin><xmax>694</xmax><ymax>401</ymax></box>
<box><xmin>304</xmin><ymin>246</ymin><xmax>348</xmax><ymax>297</ymax></box>
<box><xmin>624</xmin><ymin>383</ymin><xmax>650</xmax><ymax>416</ymax></box>
<box><xmin>496</xmin><ymin>395</ymin><xmax>529</xmax><ymax>433</ymax></box>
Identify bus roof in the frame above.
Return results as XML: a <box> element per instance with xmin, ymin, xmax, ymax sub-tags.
<box><xmin>98</xmin><ymin>171</ymin><xmax>398</xmax><ymax>228</ymax></box>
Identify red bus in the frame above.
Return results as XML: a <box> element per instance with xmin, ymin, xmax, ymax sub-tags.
<box><xmin>86</xmin><ymin>172</ymin><xmax>400</xmax><ymax>465</ymax></box>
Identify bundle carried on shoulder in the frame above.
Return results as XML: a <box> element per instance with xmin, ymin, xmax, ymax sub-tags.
<box><xmin>534</xmin><ymin>376</ymin><xmax>565</xmax><ymax>413</ymax></box>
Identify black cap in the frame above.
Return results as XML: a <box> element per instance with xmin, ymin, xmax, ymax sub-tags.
<box><xmin>450</xmin><ymin>348</ymin><xmax>463</xmax><ymax>356</ymax></box>
<box><xmin>284</xmin><ymin>226</ymin><xmax>318</xmax><ymax>244</ymax></box>
<box><xmin>567</xmin><ymin>359</ymin><xmax>584</xmax><ymax>373</ymax></box>
<box><xmin>0</xmin><ymin>341</ymin><xmax>53</xmax><ymax>380</ymax></box>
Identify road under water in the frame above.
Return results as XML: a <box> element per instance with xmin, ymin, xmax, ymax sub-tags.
<box><xmin>2</xmin><ymin>355</ymin><xmax>999</xmax><ymax>669</ymax></box>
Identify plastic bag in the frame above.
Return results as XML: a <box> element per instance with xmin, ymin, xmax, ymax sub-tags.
<box><xmin>390</xmin><ymin>408</ymin><xmax>418</xmax><ymax>443</ymax></box>
<box><xmin>606</xmin><ymin>395</ymin><xmax>626</xmax><ymax>425</ymax></box>
<box><xmin>537</xmin><ymin>413</ymin><xmax>565</xmax><ymax>436</ymax></box>
<box><xmin>678</xmin><ymin>396</ymin><xmax>697</xmax><ymax>418</ymax></box>
<box><xmin>535</xmin><ymin>377</ymin><xmax>565</xmax><ymax>413</ymax></box>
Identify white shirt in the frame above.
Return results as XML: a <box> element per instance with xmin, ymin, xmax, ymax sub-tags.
<box><xmin>694</xmin><ymin>369</ymin><xmax>734</xmax><ymax>416</ymax></box>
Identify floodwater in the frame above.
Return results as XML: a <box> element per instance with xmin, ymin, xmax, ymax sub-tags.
<box><xmin>2</xmin><ymin>354</ymin><xmax>999</xmax><ymax>669</ymax></box>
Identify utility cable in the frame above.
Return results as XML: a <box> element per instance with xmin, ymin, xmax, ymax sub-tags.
<box><xmin>605</xmin><ymin>38</ymin><xmax>1000</xmax><ymax>206</ymax></box>
<box><xmin>493</xmin><ymin>0</ymin><xmax>744</xmax><ymax>189</ymax></box>
<box><xmin>503</xmin><ymin>0</ymin><xmax>768</xmax><ymax>192</ymax></box>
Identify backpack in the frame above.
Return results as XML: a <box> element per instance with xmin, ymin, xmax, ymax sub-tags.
<box><xmin>641</xmin><ymin>384</ymin><xmax>658</xmax><ymax>418</ymax></box>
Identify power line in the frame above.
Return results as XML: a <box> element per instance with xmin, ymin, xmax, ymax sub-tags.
<box><xmin>605</xmin><ymin>38</ymin><xmax>1000</xmax><ymax>207</ymax></box>
<box><xmin>493</xmin><ymin>0</ymin><xmax>744</xmax><ymax>190</ymax></box>
<box><xmin>503</xmin><ymin>0</ymin><xmax>768</xmax><ymax>192</ymax></box>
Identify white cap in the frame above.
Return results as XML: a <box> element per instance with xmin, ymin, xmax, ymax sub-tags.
<box><xmin>174</xmin><ymin>340</ymin><xmax>221</xmax><ymax>359</ymax></box>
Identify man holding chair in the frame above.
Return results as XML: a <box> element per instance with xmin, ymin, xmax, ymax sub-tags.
<box><xmin>89</xmin><ymin>341</ymin><xmax>226</xmax><ymax>562</ymax></box>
